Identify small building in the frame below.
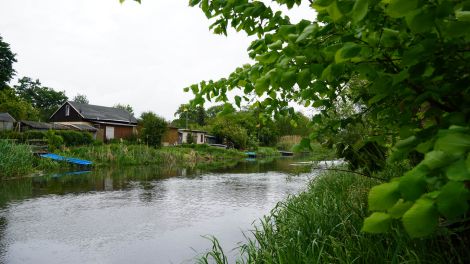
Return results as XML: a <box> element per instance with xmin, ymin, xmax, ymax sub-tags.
<box><xmin>0</xmin><ymin>112</ymin><xmax>16</xmax><ymax>131</ymax></box>
<box><xmin>178</xmin><ymin>129</ymin><xmax>207</xmax><ymax>144</ymax></box>
<box><xmin>162</xmin><ymin>126</ymin><xmax>179</xmax><ymax>146</ymax></box>
<box><xmin>49</xmin><ymin>101</ymin><xmax>137</xmax><ymax>141</ymax></box>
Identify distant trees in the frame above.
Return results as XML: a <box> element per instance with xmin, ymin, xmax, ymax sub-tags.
<box><xmin>114</xmin><ymin>103</ymin><xmax>134</xmax><ymax>114</ymax></box>
<box><xmin>13</xmin><ymin>77</ymin><xmax>68</xmax><ymax>120</ymax></box>
<box><xmin>172</xmin><ymin>103</ymin><xmax>206</xmax><ymax>128</ymax></box>
<box><xmin>139</xmin><ymin>111</ymin><xmax>167</xmax><ymax>147</ymax></box>
<box><xmin>73</xmin><ymin>94</ymin><xmax>89</xmax><ymax>104</ymax></box>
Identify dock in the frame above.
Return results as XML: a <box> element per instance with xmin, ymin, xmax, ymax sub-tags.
<box><xmin>39</xmin><ymin>153</ymin><xmax>93</xmax><ymax>166</ymax></box>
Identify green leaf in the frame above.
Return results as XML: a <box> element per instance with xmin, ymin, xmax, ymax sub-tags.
<box><xmin>368</xmin><ymin>181</ymin><xmax>400</xmax><ymax>211</ymax></box>
<box><xmin>297</xmin><ymin>69</ymin><xmax>311</xmax><ymax>89</ymax></box>
<box><xmin>406</xmin><ymin>9</ymin><xmax>434</xmax><ymax>33</ymax></box>
<box><xmin>362</xmin><ymin>212</ymin><xmax>392</xmax><ymax>233</ymax></box>
<box><xmin>420</xmin><ymin>151</ymin><xmax>453</xmax><ymax>170</ymax></box>
<box><xmin>445</xmin><ymin>159</ymin><xmax>470</xmax><ymax>181</ymax></box>
<box><xmin>351</xmin><ymin>0</ymin><xmax>369</xmax><ymax>23</ymax></box>
<box><xmin>455</xmin><ymin>10</ymin><xmax>470</xmax><ymax>22</ymax></box>
<box><xmin>388</xmin><ymin>199</ymin><xmax>413</xmax><ymax>219</ymax></box>
<box><xmin>234</xmin><ymin>96</ymin><xmax>242</xmax><ymax>107</ymax></box>
<box><xmin>395</xmin><ymin>136</ymin><xmax>417</xmax><ymax>149</ymax></box>
<box><xmin>296</xmin><ymin>24</ymin><xmax>317</xmax><ymax>43</ymax></box>
<box><xmin>254</xmin><ymin>77</ymin><xmax>270</xmax><ymax>96</ymax></box>
<box><xmin>434</xmin><ymin>131</ymin><xmax>470</xmax><ymax>155</ymax></box>
<box><xmin>335</xmin><ymin>43</ymin><xmax>362</xmax><ymax>63</ymax></box>
<box><xmin>386</xmin><ymin>0</ymin><xmax>418</xmax><ymax>18</ymax></box>
<box><xmin>327</xmin><ymin>1</ymin><xmax>343</xmax><ymax>21</ymax></box>
<box><xmin>437</xmin><ymin>181</ymin><xmax>470</xmax><ymax>220</ymax></box>
<box><xmin>402</xmin><ymin>198</ymin><xmax>438</xmax><ymax>238</ymax></box>
<box><xmin>268</xmin><ymin>40</ymin><xmax>283</xmax><ymax>50</ymax></box>
<box><xmin>398</xmin><ymin>166</ymin><xmax>428</xmax><ymax>201</ymax></box>
<box><xmin>281</xmin><ymin>70</ymin><xmax>297</xmax><ymax>89</ymax></box>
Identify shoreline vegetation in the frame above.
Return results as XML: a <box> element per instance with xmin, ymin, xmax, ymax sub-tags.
<box><xmin>0</xmin><ymin>139</ymin><xmax>299</xmax><ymax>180</ymax></box>
<box><xmin>198</xmin><ymin>168</ymin><xmax>470</xmax><ymax>264</ymax></box>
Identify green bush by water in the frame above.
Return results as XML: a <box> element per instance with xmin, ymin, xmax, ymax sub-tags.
<box><xmin>0</xmin><ymin>140</ymin><xmax>34</xmax><ymax>179</ymax></box>
<box><xmin>199</xmin><ymin>170</ymin><xmax>469</xmax><ymax>263</ymax></box>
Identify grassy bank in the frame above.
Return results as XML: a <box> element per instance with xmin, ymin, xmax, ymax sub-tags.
<box><xmin>56</xmin><ymin>144</ymin><xmax>246</xmax><ymax>167</ymax></box>
<box><xmin>1</xmin><ymin>140</ymin><xmax>284</xmax><ymax>179</ymax></box>
<box><xmin>199</xmin><ymin>170</ymin><xmax>469</xmax><ymax>263</ymax></box>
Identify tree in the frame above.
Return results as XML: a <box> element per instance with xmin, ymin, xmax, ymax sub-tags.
<box><xmin>0</xmin><ymin>35</ymin><xmax>16</xmax><ymax>89</ymax></box>
<box><xmin>114</xmin><ymin>103</ymin><xmax>134</xmax><ymax>114</ymax></box>
<box><xmin>14</xmin><ymin>77</ymin><xmax>68</xmax><ymax>120</ymax></box>
<box><xmin>139</xmin><ymin>111</ymin><xmax>167</xmax><ymax>147</ymax></box>
<box><xmin>73</xmin><ymin>94</ymin><xmax>89</xmax><ymax>104</ymax></box>
<box><xmin>173</xmin><ymin>103</ymin><xmax>207</xmax><ymax>127</ymax></box>
<box><xmin>185</xmin><ymin>0</ymin><xmax>470</xmax><ymax>238</ymax></box>
<box><xmin>0</xmin><ymin>87</ymin><xmax>39</xmax><ymax>120</ymax></box>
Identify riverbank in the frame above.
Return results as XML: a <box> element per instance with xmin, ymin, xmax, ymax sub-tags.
<box><xmin>1</xmin><ymin>140</ymin><xmax>289</xmax><ymax>179</ymax></box>
<box><xmin>199</xmin><ymin>169</ymin><xmax>470</xmax><ymax>263</ymax></box>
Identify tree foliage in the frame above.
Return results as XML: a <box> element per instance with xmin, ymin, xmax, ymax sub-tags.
<box><xmin>0</xmin><ymin>35</ymin><xmax>16</xmax><ymax>89</ymax></box>
<box><xmin>139</xmin><ymin>111</ymin><xmax>167</xmax><ymax>147</ymax></box>
<box><xmin>182</xmin><ymin>0</ymin><xmax>470</xmax><ymax>238</ymax></box>
<box><xmin>14</xmin><ymin>77</ymin><xmax>68</xmax><ymax>120</ymax></box>
<box><xmin>114</xmin><ymin>103</ymin><xmax>134</xmax><ymax>114</ymax></box>
<box><xmin>73</xmin><ymin>94</ymin><xmax>89</xmax><ymax>104</ymax></box>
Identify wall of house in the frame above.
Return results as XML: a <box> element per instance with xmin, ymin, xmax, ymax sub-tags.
<box><xmin>49</xmin><ymin>103</ymin><xmax>83</xmax><ymax>122</ymax></box>
<box><xmin>100</xmin><ymin>125</ymin><xmax>134</xmax><ymax>141</ymax></box>
<box><xmin>0</xmin><ymin>121</ymin><xmax>13</xmax><ymax>131</ymax></box>
<box><xmin>179</xmin><ymin>131</ymin><xmax>206</xmax><ymax>144</ymax></box>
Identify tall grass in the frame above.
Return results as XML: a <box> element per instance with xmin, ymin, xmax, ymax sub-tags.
<box><xmin>199</xmin><ymin>171</ymin><xmax>469</xmax><ymax>263</ymax></box>
<box><xmin>0</xmin><ymin>140</ymin><xmax>34</xmax><ymax>179</ymax></box>
<box><xmin>57</xmin><ymin>144</ymin><xmax>246</xmax><ymax>167</ymax></box>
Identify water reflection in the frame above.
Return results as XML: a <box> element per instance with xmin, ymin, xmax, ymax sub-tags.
<box><xmin>0</xmin><ymin>157</ymin><xmax>317</xmax><ymax>264</ymax></box>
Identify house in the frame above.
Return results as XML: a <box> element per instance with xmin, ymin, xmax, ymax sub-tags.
<box><xmin>0</xmin><ymin>112</ymin><xmax>16</xmax><ymax>131</ymax></box>
<box><xmin>49</xmin><ymin>101</ymin><xmax>137</xmax><ymax>141</ymax></box>
<box><xmin>178</xmin><ymin>129</ymin><xmax>207</xmax><ymax>144</ymax></box>
<box><xmin>162</xmin><ymin>126</ymin><xmax>179</xmax><ymax>146</ymax></box>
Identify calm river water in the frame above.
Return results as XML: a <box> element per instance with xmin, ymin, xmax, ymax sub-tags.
<box><xmin>0</xmin><ymin>158</ymin><xmax>318</xmax><ymax>264</ymax></box>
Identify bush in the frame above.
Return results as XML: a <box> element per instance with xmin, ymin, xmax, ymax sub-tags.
<box><xmin>55</xmin><ymin>130</ymin><xmax>93</xmax><ymax>146</ymax></box>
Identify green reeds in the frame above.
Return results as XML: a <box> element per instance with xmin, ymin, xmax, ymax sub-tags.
<box><xmin>198</xmin><ymin>171</ymin><xmax>470</xmax><ymax>263</ymax></box>
<box><xmin>0</xmin><ymin>140</ymin><xmax>34</xmax><ymax>179</ymax></box>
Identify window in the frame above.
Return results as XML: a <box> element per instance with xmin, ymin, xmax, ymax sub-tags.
<box><xmin>200</xmin><ymin>134</ymin><xmax>203</xmax><ymax>143</ymax></box>
<box><xmin>65</xmin><ymin>105</ymin><xmax>70</xmax><ymax>116</ymax></box>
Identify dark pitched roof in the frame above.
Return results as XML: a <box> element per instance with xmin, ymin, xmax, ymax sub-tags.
<box><xmin>0</xmin><ymin>112</ymin><xmax>16</xmax><ymax>122</ymax></box>
<box><xmin>68</xmin><ymin>101</ymin><xmax>137</xmax><ymax>124</ymax></box>
<box><xmin>21</xmin><ymin>121</ymin><xmax>70</xmax><ymax>130</ymax></box>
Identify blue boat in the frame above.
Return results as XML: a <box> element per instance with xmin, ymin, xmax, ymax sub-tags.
<box><xmin>40</xmin><ymin>153</ymin><xmax>93</xmax><ymax>166</ymax></box>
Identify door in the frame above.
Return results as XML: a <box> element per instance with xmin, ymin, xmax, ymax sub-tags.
<box><xmin>106</xmin><ymin>126</ymin><xmax>115</xmax><ymax>140</ymax></box>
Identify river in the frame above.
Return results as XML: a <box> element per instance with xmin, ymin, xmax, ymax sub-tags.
<box><xmin>0</xmin><ymin>157</ymin><xmax>319</xmax><ymax>263</ymax></box>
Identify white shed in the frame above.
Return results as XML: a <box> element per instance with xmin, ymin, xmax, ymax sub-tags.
<box><xmin>0</xmin><ymin>112</ymin><xmax>16</xmax><ymax>131</ymax></box>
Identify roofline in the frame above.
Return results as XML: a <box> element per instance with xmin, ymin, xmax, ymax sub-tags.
<box><xmin>49</xmin><ymin>101</ymin><xmax>85</xmax><ymax>120</ymax></box>
<box><xmin>178</xmin><ymin>129</ymin><xmax>208</xmax><ymax>133</ymax></box>
<box><xmin>0</xmin><ymin>112</ymin><xmax>16</xmax><ymax>122</ymax></box>
<box><xmin>85</xmin><ymin>118</ymin><xmax>137</xmax><ymax>124</ymax></box>
<box><xmin>92</xmin><ymin>121</ymin><xmax>137</xmax><ymax>127</ymax></box>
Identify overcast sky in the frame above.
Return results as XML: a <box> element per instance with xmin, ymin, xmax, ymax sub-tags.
<box><xmin>0</xmin><ymin>0</ymin><xmax>315</xmax><ymax>120</ymax></box>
